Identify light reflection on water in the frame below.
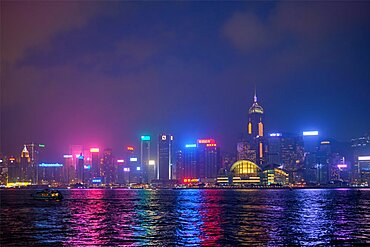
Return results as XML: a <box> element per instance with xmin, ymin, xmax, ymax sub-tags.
<box><xmin>1</xmin><ymin>189</ymin><xmax>369</xmax><ymax>246</ymax></box>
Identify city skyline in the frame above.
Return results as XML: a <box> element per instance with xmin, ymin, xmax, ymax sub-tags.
<box><xmin>1</xmin><ymin>1</ymin><xmax>370</xmax><ymax>159</ymax></box>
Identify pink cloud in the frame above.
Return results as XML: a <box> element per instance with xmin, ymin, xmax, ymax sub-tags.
<box><xmin>1</xmin><ymin>1</ymin><xmax>103</xmax><ymax>64</ymax></box>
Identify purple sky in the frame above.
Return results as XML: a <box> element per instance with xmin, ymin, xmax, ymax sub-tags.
<box><xmin>1</xmin><ymin>1</ymin><xmax>370</xmax><ymax>160</ymax></box>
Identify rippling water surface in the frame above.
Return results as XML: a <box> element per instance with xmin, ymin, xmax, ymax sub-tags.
<box><xmin>1</xmin><ymin>189</ymin><xmax>369</xmax><ymax>246</ymax></box>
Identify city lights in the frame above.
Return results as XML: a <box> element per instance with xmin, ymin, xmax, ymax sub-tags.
<box><xmin>90</xmin><ymin>148</ymin><xmax>100</xmax><ymax>153</ymax></box>
<box><xmin>63</xmin><ymin>154</ymin><xmax>73</xmax><ymax>158</ymax></box>
<box><xmin>321</xmin><ymin>141</ymin><xmax>330</xmax><ymax>144</ymax></box>
<box><xmin>84</xmin><ymin>165</ymin><xmax>91</xmax><ymax>169</ymax></box>
<box><xmin>198</xmin><ymin>139</ymin><xmax>216</xmax><ymax>144</ymax></box>
<box><xmin>303</xmin><ymin>131</ymin><xmax>319</xmax><ymax>136</ymax></box>
<box><xmin>38</xmin><ymin>144</ymin><xmax>45</xmax><ymax>148</ymax></box>
<box><xmin>39</xmin><ymin>163</ymin><xmax>63</xmax><ymax>167</ymax></box>
<box><xmin>141</xmin><ymin>135</ymin><xmax>151</xmax><ymax>141</ymax></box>
<box><xmin>149</xmin><ymin>160</ymin><xmax>155</xmax><ymax>165</ymax></box>
<box><xmin>117</xmin><ymin>159</ymin><xmax>124</xmax><ymax>163</ymax></box>
<box><xmin>92</xmin><ymin>178</ymin><xmax>102</xmax><ymax>183</ymax></box>
<box><xmin>269</xmin><ymin>133</ymin><xmax>282</xmax><ymax>137</ymax></box>
<box><xmin>337</xmin><ymin>164</ymin><xmax>348</xmax><ymax>169</ymax></box>
<box><xmin>123</xmin><ymin>167</ymin><xmax>130</xmax><ymax>172</ymax></box>
<box><xmin>358</xmin><ymin>156</ymin><xmax>370</xmax><ymax>161</ymax></box>
<box><xmin>185</xmin><ymin>144</ymin><xmax>197</xmax><ymax>148</ymax></box>
<box><xmin>206</xmin><ymin>143</ymin><xmax>217</xmax><ymax>147</ymax></box>
<box><xmin>130</xmin><ymin>157</ymin><xmax>138</xmax><ymax>162</ymax></box>
<box><xmin>136</xmin><ymin>167</ymin><xmax>141</xmax><ymax>171</ymax></box>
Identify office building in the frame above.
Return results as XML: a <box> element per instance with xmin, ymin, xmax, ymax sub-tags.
<box><xmin>245</xmin><ymin>91</ymin><xmax>266</xmax><ymax>166</ymax></box>
<box><xmin>140</xmin><ymin>135</ymin><xmax>151</xmax><ymax>183</ymax></box>
<box><xmin>158</xmin><ymin>134</ymin><xmax>173</xmax><ymax>181</ymax></box>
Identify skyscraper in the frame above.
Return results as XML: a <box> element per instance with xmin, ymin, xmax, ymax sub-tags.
<box><xmin>246</xmin><ymin>90</ymin><xmax>265</xmax><ymax>166</ymax></box>
<box><xmin>158</xmin><ymin>134</ymin><xmax>173</xmax><ymax>181</ymax></box>
<box><xmin>140</xmin><ymin>135</ymin><xmax>151</xmax><ymax>183</ymax></box>
<box><xmin>90</xmin><ymin>148</ymin><xmax>100</xmax><ymax>179</ymax></box>
<box><xmin>102</xmin><ymin>148</ymin><xmax>115</xmax><ymax>185</ymax></box>
<box><xmin>197</xmin><ymin>139</ymin><xmax>221</xmax><ymax>181</ymax></box>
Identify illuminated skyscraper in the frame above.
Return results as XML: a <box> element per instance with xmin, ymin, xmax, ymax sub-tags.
<box><xmin>20</xmin><ymin>145</ymin><xmax>31</xmax><ymax>182</ymax></box>
<box><xmin>197</xmin><ymin>139</ymin><xmax>221</xmax><ymax>181</ymax></box>
<box><xmin>90</xmin><ymin>148</ymin><xmax>100</xmax><ymax>179</ymax></box>
<box><xmin>246</xmin><ymin>90</ymin><xmax>265</xmax><ymax>166</ymax></box>
<box><xmin>140</xmin><ymin>135</ymin><xmax>151</xmax><ymax>183</ymax></box>
<box><xmin>158</xmin><ymin>134</ymin><xmax>173</xmax><ymax>181</ymax></box>
<box><xmin>102</xmin><ymin>148</ymin><xmax>115</xmax><ymax>185</ymax></box>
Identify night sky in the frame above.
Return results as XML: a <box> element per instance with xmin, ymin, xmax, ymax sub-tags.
<box><xmin>1</xmin><ymin>1</ymin><xmax>370</xmax><ymax>160</ymax></box>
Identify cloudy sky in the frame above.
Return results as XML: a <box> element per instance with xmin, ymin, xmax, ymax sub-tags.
<box><xmin>1</xmin><ymin>1</ymin><xmax>370</xmax><ymax>160</ymax></box>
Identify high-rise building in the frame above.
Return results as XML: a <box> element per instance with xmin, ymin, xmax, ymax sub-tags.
<box><xmin>178</xmin><ymin>144</ymin><xmax>198</xmax><ymax>181</ymax></box>
<box><xmin>140</xmin><ymin>135</ymin><xmax>151</xmax><ymax>183</ymax></box>
<box><xmin>158</xmin><ymin>134</ymin><xmax>173</xmax><ymax>181</ymax></box>
<box><xmin>351</xmin><ymin>134</ymin><xmax>370</xmax><ymax>185</ymax></box>
<box><xmin>102</xmin><ymin>148</ymin><xmax>115</xmax><ymax>185</ymax></box>
<box><xmin>90</xmin><ymin>148</ymin><xmax>100</xmax><ymax>179</ymax></box>
<box><xmin>197</xmin><ymin>139</ymin><xmax>221</xmax><ymax>181</ymax></box>
<box><xmin>24</xmin><ymin>143</ymin><xmax>45</xmax><ymax>184</ymax></box>
<box><xmin>20</xmin><ymin>145</ymin><xmax>31</xmax><ymax>182</ymax></box>
<box><xmin>246</xmin><ymin>91</ymin><xmax>265</xmax><ymax>166</ymax></box>
<box><xmin>302</xmin><ymin>131</ymin><xmax>320</xmax><ymax>185</ymax></box>
<box><xmin>76</xmin><ymin>154</ymin><xmax>84</xmax><ymax>183</ymax></box>
<box><xmin>62</xmin><ymin>154</ymin><xmax>75</xmax><ymax>184</ymax></box>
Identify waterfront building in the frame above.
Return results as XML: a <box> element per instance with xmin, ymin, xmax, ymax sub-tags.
<box><xmin>246</xmin><ymin>91</ymin><xmax>266</xmax><ymax>166</ymax></box>
<box><xmin>76</xmin><ymin>154</ymin><xmax>84</xmax><ymax>183</ymax></box>
<box><xmin>140</xmin><ymin>135</ymin><xmax>152</xmax><ymax>183</ymax></box>
<box><xmin>158</xmin><ymin>134</ymin><xmax>173</xmax><ymax>181</ymax></box>
<box><xmin>351</xmin><ymin>134</ymin><xmax>370</xmax><ymax>185</ymax></box>
<box><xmin>197</xmin><ymin>139</ymin><xmax>221</xmax><ymax>182</ymax></box>
<box><xmin>102</xmin><ymin>148</ymin><xmax>115</xmax><ymax>185</ymax></box>
<box><xmin>90</xmin><ymin>148</ymin><xmax>100</xmax><ymax>179</ymax></box>
<box><xmin>302</xmin><ymin>131</ymin><xmax>320</xmax><ymax>185</ymax></box>
<box><xmin>62</xmin><ymin>154</ymin><xmax>75</xmax><ymax>184</ymax></box>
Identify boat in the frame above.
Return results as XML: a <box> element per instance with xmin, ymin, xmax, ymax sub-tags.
<box><xmin>32</xmin><ymin>189</ymin><xmax>63</xmax><ymax>200</ymax></box>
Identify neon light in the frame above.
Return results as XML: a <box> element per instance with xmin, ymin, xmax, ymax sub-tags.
<box><xmin>84</xmin><ymin>165</ymin><xmax>91</xmax><ymax>169</ymax></box>
<box><xmin>130</xmin><ymin>157</ymin><xmax>138</xmax><ymax>162</ymax></box>
<box><xmin>78</xmin><ymin>155</ymin><xmax>84</xmax><ymax>160</ymax></box>
<box><xmin>185</xmin><ymin>144</ymin><xmax>197</xmax><ymax>148</ymax></box>
<box><xmin>63</xmin><ymin>154</ymin><xmax>73</xmax><ymax>158</ymax></box>
<box><xmin>162</xmin><ymin>135</ymin><xmax>167</xmax><ymax>140</ymax></box>
<box><xmin>123</xmin><ymin>167</ymin><xmax>130</xmax><ymax>172</ymax></box>
<box><xmin>269</xmin><ymin>133</ymin><xmax>282</xmax><ymax>137</ymax></box>
<box><xmin>136</xmin><ymin>167</ymin><xmax>141</xmax><ymax>171</ymax></box>
<box><xmin>149</xmin><ymin>160</ymin><xmax>155</xmax><ymax>165</ymax></box>
<box><xmin>198</xmin><ymin>139</ymin><xmax>216</xmax><ymax>144</ymax></box>
<box><xmin>171</xmin><ymin>136</ymin><xmax>173</xmax><ymax>141</ymax></box>
<box><xmin>127</xmin><ymin>146</ymin><xmax>134</xmax><ymax>151</ymax></box>
<box><xmin>39</xmin><ymin>163</ymin><xmax>63</xmax><ymax>167</ymax></box>
<box><xmin>303</xmin><ymin>131</ymin><xmax>319</xmax><ymax>136</ymax></box>
<box><xmin>90</xmin><ymin>148</ymin><xmax>100</xmax><ymax>153</ymax></box>
<box><xmin>38</xmin><ymin>144</ymin><xmax>45</xmax><ymax>148</ymax></box>
<box><xmin>92</xmin><ymin>178</ymin><xmax>102</xmax><ymax>183</ymax></box>
<box><xmin>321</xmin><ymin>141</ymin><xmax>330</xmax><ymax>144</ymax></box>
<box><xmin>358</xmin><ymin>156</ymin><xmax>370</xmax><ymax>161</ymax></box>
<box><xmin>206</xmin><ymin>143</ymin><xmax>217</xmax><ymax>147</ymax></box>
<box><xmin>141</xmin><ymin>135</ymin><xmax>151</xmax><ymax>141</ymax></box>
<box><xmin>117</xmin><ymin>159</ymin><xmax>124</xmax><ymax>163</ymax></box>
<box><xmin>337</xmin><ymin>164</ymin><xmax>347</xmax><ymax>169</ymax></box>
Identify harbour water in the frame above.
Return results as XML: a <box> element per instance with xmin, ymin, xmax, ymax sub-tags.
<box><xmin>1</xmin><ymin>188</ymin><xmax>369</xmax><ymax>246</ymax></box>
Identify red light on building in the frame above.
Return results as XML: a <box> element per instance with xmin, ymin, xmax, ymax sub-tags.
<box><xmin>197</xmin><ymin>139</ymin><xmax>216</xmax><ymax>144</ymax></box>
<box><xmin>206</xmin><ymin>143</ymin><xmax>217</xmax><ymax>147</ymax></box>
<box><xmin>90</xmin><ymin>148</ymin><xmax>100</xmax><ymax>153</ymax></box>
<box><xmin>127</xmin><ymin>146</ymin><xmax>134</xmax><ymax>151</ymax></box>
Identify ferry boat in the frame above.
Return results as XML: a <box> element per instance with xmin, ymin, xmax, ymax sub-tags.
<box><xmin>32</xmin><ymin>189</ymin><xmax>63</xmax><ymax>200</ymax></box>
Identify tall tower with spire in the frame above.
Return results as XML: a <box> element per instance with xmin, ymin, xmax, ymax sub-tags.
<box><xmin>246</xmin><ymin>89</ymin><xmax>265</xmax><ymax>166</ymax></box>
